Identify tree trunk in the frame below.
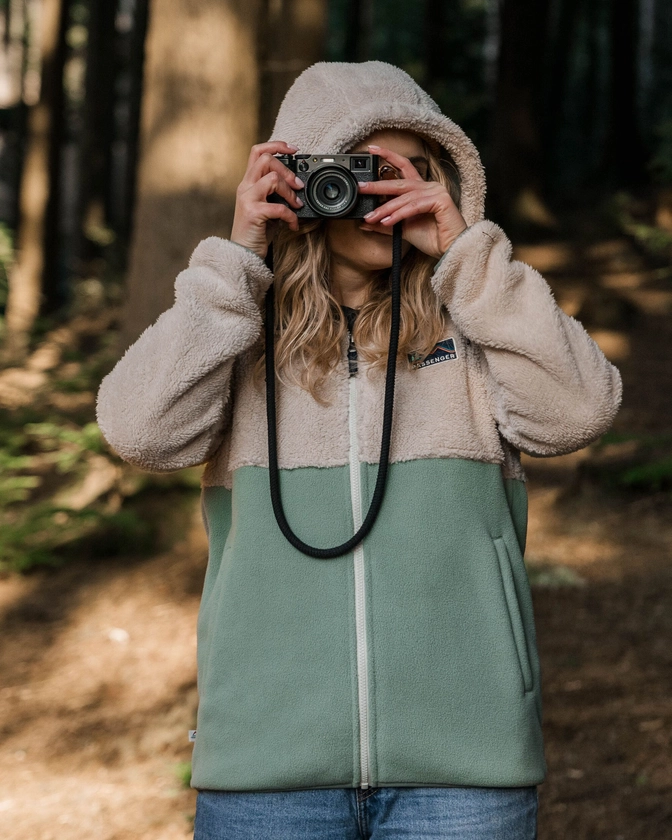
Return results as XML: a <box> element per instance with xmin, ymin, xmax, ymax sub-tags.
<box><xmin>76</xmin><ymin>0</ymin><xmax>118</xmax><ymax>274</ymax></box>
<box><xmin>424</xmin><ymin>0</ymin><xmax>446</xmax><ymax>89</ymax></box>
<box><xmin>541</xmin><ymin>0</ymin><xmax>581</xmax><ymax>182</ymax></box>
<box><xmin>2</xmin><ymin>0</ymin><xmax>68</xmax><ymax>364</ymax></box>
<box><xmin>601</xmin><ymin>0</ymin><xmax>647</xmax><ymax>187</ymax></box>
<box><xmin>0</xmin><ymin>0</ymin><xmax>27</xmax><ymax>106</ymax></box>
<box><xmin>42</xmin><ymin>0</ymin><xmax>69</xmax><ymax>315</ymax></box>
<box><xmin>487</xmin><ymin>0</ymin><xmax>556</xmax><ymax>231</ymax></box>
<box><xmin>119</xmin><ymin>0</ymin><xmax>263</xmax><ymax>351</ymax></box>
<box><xmin>257</xmin><ymin>0</ymin><xmax>327</xmax><ymax>142</ymax></box>
<box><xmin>343</xmin><ymin>0</ymin><xmax>373</xmax><ymax>62</ymax></box>
<box><xmin>116</xmin><ymin>0</ymin><xmax>150</xmax><ymax>251</ymax></box>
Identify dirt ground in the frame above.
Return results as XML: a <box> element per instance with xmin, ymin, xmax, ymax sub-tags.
<box><xmin>1</xmin><ymin>211</ymin><xmax>671</xmax><ymax>839</ymax></box>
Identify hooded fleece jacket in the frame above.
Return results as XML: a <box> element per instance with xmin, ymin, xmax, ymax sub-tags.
<box><xmin>96</xmin><ymin>61</ymin><xmax>622</xmax><ymax>792</ymax></box>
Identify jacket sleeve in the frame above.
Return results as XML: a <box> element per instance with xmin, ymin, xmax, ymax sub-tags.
<box><xmin>96</xmin><ymin>237</ymin><xmax>273</xmax><ymax>471</ymax></box>
<box><xmin>431</xmin><ymin>220</ymin><xmax>623</xmax><ymax>457</ymax></box>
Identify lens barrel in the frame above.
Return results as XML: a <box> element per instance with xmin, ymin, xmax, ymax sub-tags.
<box><xmin>305</xmin><ymin>166</ymin><xmax>359</xmax><ymax>217</ymax></box>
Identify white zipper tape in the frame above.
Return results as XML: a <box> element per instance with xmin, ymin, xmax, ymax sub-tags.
<box><xmin>349</xmin><ymin>376</ymin><xmax>371</xmax><ymax>788</ymax></box>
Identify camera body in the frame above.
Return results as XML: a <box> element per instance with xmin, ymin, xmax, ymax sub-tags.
<box><xmin>268</xmin><ymin>153</ymin><xmax>383</xmax><ymax>219</ymax></box>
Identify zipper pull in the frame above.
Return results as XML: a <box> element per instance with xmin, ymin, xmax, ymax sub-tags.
<box><xmin>347</xmin><ymin>329</ymin><xmax>358</xmax><ymax>377</ymax></box>
<box><xmin>342</xmin><ymin>305</ymin><xmax>359</xmax><ymax>377</ymax></box>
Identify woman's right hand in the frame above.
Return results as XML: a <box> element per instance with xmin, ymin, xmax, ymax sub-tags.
<box><xmin>230</xmin><ymin>141</ymin><xmax>305</xmax><ymax>260</ymax></box>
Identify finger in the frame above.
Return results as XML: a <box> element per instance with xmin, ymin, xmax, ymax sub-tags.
<box><xmin>367</xmin><ymin>144</ymin><xmax>424</xmax><ymax>181</ymax></box>
<box><xmin>248</xmin><ymin>170</ymin><xmax>304</xmax><ymax>209</ymax></box>
<box><xmin>362</xmin><ymin>190</ymin><xmax>432</xmax><ymax>223</ymax></box>
<box><xmin>376</xmin><ymin>197</ymin><xmax>437</xmax><ymax>226</ymax></box>
<box><xmin>358</xmin><ymin>179</ymin><xmax>423</xmax><ymax>195</ymax></box>
<box><xmin>255</xmin><ymin>201</ymin><xmax>300</xmax><ymax>231</ymax></box>
<box><xmin>247</xmin><ymin>140</ymin><xmax>298</xmax><ymax>170</ymax></box>
<box><xmin>242</xmin><ymin>154</ymin><xmax>304</xmax><ymax>198</ymax></box>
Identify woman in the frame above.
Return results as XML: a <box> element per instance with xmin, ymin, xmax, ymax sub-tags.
<box><xmin>96</xmin><ymin>61</ymin><xmax>622</xmax><ymax>839</ymax></box>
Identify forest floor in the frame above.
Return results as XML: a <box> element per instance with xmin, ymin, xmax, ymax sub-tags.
<box><xmin>0</xmin><ymin>203</ymin><xmax>671</xmax><ymax>839</ymax></box>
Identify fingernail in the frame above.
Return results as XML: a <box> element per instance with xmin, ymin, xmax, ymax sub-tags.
<box><xmin>368</xmin><ymin>144</ymin><xmax>380</xmax><ymax>150</ymax></box>
<box><xmin>294</xmin><ymin>176</ymin><xmax>304</xmax><ymax>188</ymax></box>
<box><xmin>287</xmin><ymin>144</ymin><xmax>299</xmax><ymax>151</ymax></box>
<box><xmin>296</xmin><ymin>197</ymin><xmax>304</xmax><ymax>207</ymax></box>
<box><xmin>364</xmin><ymin>211</ymin><xmax>375</xmax><ymax>219</ymax></box>
<box><xmin>380</xmin><ymin>216</ymin><xmax>392</xmax><ymax>224</ymax></box>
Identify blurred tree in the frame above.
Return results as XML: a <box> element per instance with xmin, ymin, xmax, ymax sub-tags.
<box><xmin>424</xmin><ymin>0</ymin><xmax>445</xmax><ymax>90</ymax></box>
<box><xmin>2</xmin><ymin>0</ymin><xmax>69</xmax><ymax>363</ymax></box>
<box><xmin>75</xmin><ymin>0</ymin><xmax>119</xmax><ymax>270</ymax></box>
<box><xmin>602</xmin><ymin>0</ymin><xmax>648</xmax><ymax>187</ymax></box>
<box><xmin>487</xmin><ymin>0</ymin><xmax>558</xmax><ymax>231</ymax></box>
<box><xmin>118</xmin><ymin>0</ymin><xmax>264</xmax><ymax>351</ymax></box>
<box><xmin>1</xmin><ymin>0</ymin><xmax>668</xmax><ymax>365</ymax></box>
<box><xmin>120</xmin><ymin>0</ymin><xmax>326</xmax><ymax>349</ymax></box>
<box><xmin>342</xmin><ymin>0</ymin><xmax>373</xmax><ymax>62</ymax></box>
<box><xmin>257</xmin><ymin>0</ymin><xmax>327</xmax><ymax>141</ymax></box>
<box><xmin>541</xmin><ymin>0</ymin><xmax>581</xmax><ymax>196</ymax></box>
<box><xmin>542</xmin><ymin>0</ymin><xmax>655</xmax><ymax>199</ymax></box>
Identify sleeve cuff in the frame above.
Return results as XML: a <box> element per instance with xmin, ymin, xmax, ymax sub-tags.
<box><xmin>188</xmin><ymin>236</ymin><xmax>274</xmax><ymax>303</ymax></box>
<box><xmin>432</xmin><ymin>223</ymin><xmax>479</xmax><ymax>272</ymax></box>
<box><xmin>430</xmin><ymin>220</ymin><xmax>510</xmax><ymax>304</ymax></box>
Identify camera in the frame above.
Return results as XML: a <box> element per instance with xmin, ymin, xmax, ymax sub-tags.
<box><xmin>268</xmin><ymin>153</ymin><xmax>390</xmax><ymax>219</ymax></box>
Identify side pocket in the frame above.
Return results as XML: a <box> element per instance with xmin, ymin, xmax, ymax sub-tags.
<box><xmin>493</xmin><ymin>537</ymin><xmax>533</xmax><ymax>693</ymax></box>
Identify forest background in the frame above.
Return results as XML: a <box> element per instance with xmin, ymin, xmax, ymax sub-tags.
<box><xmin>0</xmin><ymin>0</ymin><xmax>671</xmax><ymax>838</ymax></box>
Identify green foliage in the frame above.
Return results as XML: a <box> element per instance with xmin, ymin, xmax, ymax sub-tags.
<box><xmin>648</xmin><ymin>119</ymin><xmax>672</xmax><ymax>185</ymax></box>
<box><xmin>0</xmin><ymin>221</ymin><xmax>15</xmax><ymax>337</ymax></box>
<box><xmin>615</xmin><ymin>458</ymin><xmax>672</xmax><ymax>492</ymax></box>
<box><xmin>0</xmin><ymin>472</ymin><xmax>41</xmax><ymax>505</ymax></box>
<box><xmin>527</xmin><ymin>564</ymin><xmax>587</xmax><ymax>588</ymax></box>
<box><xmin>0</xmin><ymin>503</ymin><xmax>153</xmax><ymax>572</ymax></box>
<box><xmin>0</xmin><ymin>421</ymin><xmax>203</xmax><ymax>571</ymax></box>
<box><xmin>0</xmin><ymin>398</ymin><xmax>203</xmax><ymax>572</ymax></box>
<box><xmin>0</xmin><ymin>404</ymin><xmax>154</xmax><ymax>572</ymax></box>
<box><xmin>0</xmin><ymin>416</ymin><xmax>104</xmax><ymax>505</ymax></box>
<box><xmin>174</xmin><ymin>760</ymin><xmax>192</xmax><ymax>788</ymax></box>
<box><xmin>604</xmin><ymin>191</ymin><xmax>672</xmax><ymax>258</ymax></box>
<box><xmin>0</xmin><ymin>338</ymin><xmax>202</xmax><ymax>572</ymax></box>
<box><xmin>0</xmin><ymin>419</ymin><xmax>40</xmax><ymax>505</ymax></box>
<box><xmin>585</xmin><ymin>431</ymin><xmax>672</xmax><ymax>493</ymax></box>
<box><xmin>23</xmin><ymin>420</ymin><xmax>106</xmax><ymax>469</ymax></box>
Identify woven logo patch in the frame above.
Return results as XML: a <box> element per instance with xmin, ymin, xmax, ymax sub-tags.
<box><xmin>409</xmin><ymin>338</ymin><xmax>458</xmax><ymax>370</ymax></box>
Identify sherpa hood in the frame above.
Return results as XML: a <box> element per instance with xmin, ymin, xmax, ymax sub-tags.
<box><xmin>269</xmin><ymin>60</ymin><xmax>486</xmax><ymax>227</ymax></box>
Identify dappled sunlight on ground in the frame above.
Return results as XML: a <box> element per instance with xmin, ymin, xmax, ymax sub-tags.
<box><xmin>0</xmin><ymin>501</ymin><xmax>207</xmax><ymax>839</ymax></box>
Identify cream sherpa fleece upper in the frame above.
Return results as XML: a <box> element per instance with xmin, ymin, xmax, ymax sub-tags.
<box><xmin>96</xmin><ymin>60</ymin><xmax>622</xmax><ymax>487</ymax></box>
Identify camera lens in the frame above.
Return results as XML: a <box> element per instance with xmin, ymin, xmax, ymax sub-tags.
<box><xmin>323</xmin><ymin>183</ymin><xmax>340</xmax><ymax>200</ymax></box>
<box><xmin>305</xmin><ymin>166</ymin><xmax>358</xmax><ymax>217</ymax></box>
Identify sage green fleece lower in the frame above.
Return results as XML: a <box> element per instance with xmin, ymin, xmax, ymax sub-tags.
<box><xmin>190</xmin><ymin>458</ymin><xmax>547</xmax><ymax>791</ymax></box>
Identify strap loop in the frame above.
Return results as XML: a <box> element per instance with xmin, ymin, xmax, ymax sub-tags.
<box><xmin>264</xmin><ymin>222</ymin><xmax>402</xmax><ymax>559</ymax></box>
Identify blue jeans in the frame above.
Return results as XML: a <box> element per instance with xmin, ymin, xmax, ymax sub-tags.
<box><xmin>193</xmin><ymin>785</ymin><xmax>538</xmax><ymax>839</ymax></box>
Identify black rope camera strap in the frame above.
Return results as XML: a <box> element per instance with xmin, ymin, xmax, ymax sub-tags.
<box><xmin>264</xmin><ymin>221</ymin><xmax>402</xmax><ymax>559</ymax></box>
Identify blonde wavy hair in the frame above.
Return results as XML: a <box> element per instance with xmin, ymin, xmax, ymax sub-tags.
<box><xmin>257</xmin><ymin>139</ymin><xmax>462</xmax><ymax>402</ymax></box>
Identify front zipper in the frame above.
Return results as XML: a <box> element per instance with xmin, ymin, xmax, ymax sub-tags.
<box><xmin>348</xmin><ymin>372</ymin><xmax>372</xmax><ymax>789</ymax></box>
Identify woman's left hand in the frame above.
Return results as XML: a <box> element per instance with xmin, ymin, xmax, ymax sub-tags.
<box><xmin>358</xmin><ymin>144</ymin><xmax>468</xmax><ymax>261</ymax></box>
